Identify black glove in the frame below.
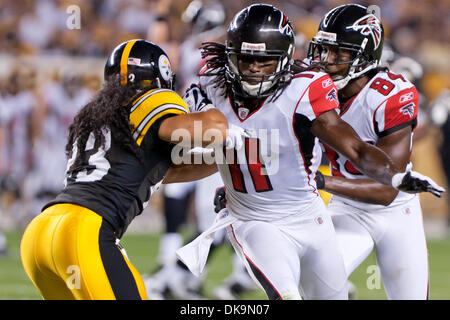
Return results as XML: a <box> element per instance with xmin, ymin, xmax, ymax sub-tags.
<box><xmin>315</xmin><ymin>170</ymin><xmax>325</xmax><ymax>190</ymax></box>
<box><xmin>182</xmin><ymin>84</ymin><xmax>214</xmax><ymax>113</ymax></box>
<box><xmin>213</xmin><ymin>186</ymin><xmax>227</xmax><ymax>213</ymax></box>
<box><xmin>392</xmin><ymin>164</ymin><xmax>445</xmax><ymax>197</ymax></box>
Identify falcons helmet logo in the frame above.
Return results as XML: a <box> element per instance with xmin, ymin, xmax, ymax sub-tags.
<box><xmin>346</xmin><ymin>14</ymin><xmax>382</xmax><ymax>49</ymax></box>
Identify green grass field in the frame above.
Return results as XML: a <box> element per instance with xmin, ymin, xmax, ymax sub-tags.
<box><xmin>1</xmin><ymin>229</ymin><xmax>450</xmax><ymax>300</ymax></box>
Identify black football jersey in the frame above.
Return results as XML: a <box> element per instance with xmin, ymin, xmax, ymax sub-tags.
<box><xmin>44</xmin><ymin>88</ymin><xmax>189</xmax><ymax>238</ymax></box>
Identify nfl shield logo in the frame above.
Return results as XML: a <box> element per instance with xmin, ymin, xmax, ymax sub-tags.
<box><xmin>315</xmin><ymin>216</ymin><xmax>324</xmax><ymax>225</ymax></box>
<box><xmin>238</xmin><ymin>108</ymin><xmax>249</xmax><ymax>120</ymax></box>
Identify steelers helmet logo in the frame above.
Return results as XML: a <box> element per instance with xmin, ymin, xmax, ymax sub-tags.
<box><xmin>158</xmin><ymin>54</ymin><xmax>172</xmax><ymax>81</ymax></box>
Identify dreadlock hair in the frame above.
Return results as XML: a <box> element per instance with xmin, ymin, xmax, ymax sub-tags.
<box><xmin>199</xmin><ymin>42</ymin><xmax>320</xmax><ymax>102</ymax></box>
<box><xmin>65</xmin><ymin>74</ymin><xmax>150</xmax><ymax>169</ymax></box>
<box><xmin>199</xmin><ymin>42</ymin><xmax>229</xmax><ymax>97</ymax></box>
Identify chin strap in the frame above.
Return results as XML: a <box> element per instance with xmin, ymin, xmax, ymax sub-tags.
<box><xmin>333</xmin><ymin>38</ymin><xmax>377</xmax><ymax>90</ymax></box>
<box><xmin>334</xmin><ymin>60</ymin><xmax>378</xmax><ymax>89</ymax></box>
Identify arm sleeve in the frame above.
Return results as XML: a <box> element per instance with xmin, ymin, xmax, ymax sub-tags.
<box><xmin>129</xmin><ymin>89</ymin><xmax>189</xmax><ymax>147</ymax></box>
<box><xmin>295</xmin><ymin>74</ymin><xmax>340</xmax><ymax>121</ymax></box>
<box><xmin>373</xmin><ymin>87</ymin><xmax>419</xmax><ymax>137</ymax></box>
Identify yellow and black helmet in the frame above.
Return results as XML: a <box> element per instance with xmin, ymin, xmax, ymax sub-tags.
<box><xmin>104</xmin><ymin>39</ymin><xmax>174</xmax><ymax>89</ymax></box>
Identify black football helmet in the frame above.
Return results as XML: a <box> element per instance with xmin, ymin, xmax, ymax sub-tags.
<box><xmin>104</xmin><ymin>39</ymin><xmax>174</xmax><ymax>89</ymax></box>
<box><xmin>225</xmin><ymin>4</ymin><xmax>295</xmax><ymax>99</ymax></box>
<box><xmin>308</xmin><ymin>4</ymin><xmax>384</xmax><ymax>89</ymax></box>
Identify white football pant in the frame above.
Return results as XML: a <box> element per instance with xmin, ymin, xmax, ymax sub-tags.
<box><xmin>329</xmin><ymin>195</ymin><xmax>429</xmax><ymax>299</ymax></box>
<box><xmin>227</xmin><ymin>196</ymin><xmax>348</xmax><ymax>300</ymax></box>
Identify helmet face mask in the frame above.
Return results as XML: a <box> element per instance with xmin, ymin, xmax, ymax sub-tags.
<box><xmin>104</xmin><ymin>39</ymin><xmax>175</xmax><ymax>90</ymax></box>
<box><xmin>308</xmin><ymin>4</ymin><xmax>384</xmax><ymax>89</ymax></box>
<box><xmin>308</xmin><ymin>41</ymin><xmax>360</xmax><ymax>66</ymax></box>
<box><xmin>226</xmin><ymin>51</ymin><xmax>290</xmax><ymax>98</ymax></box>
<box><xmin>308</xmin><ymin>40</ymin><xmax>371</xmax><ymax>85</ymax></box>
<box><xmin>224</xmin><ymin>4</ymin><xmax>295</xmax><ymax>99</ymax></box>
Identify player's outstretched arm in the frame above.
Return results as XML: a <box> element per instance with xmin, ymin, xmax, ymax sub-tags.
<box><xmin>312</xmin><ymin>110</ymin><xmax>444</xmax><ymax>197</ymax></box>
<box><xmin>317</xmin><ymin>126</ymin><xmax>413</xmax><ymax>205</ymax></box>
<box><xmin>158</xmin><ymin>109</ymin><xmax>228</xmax><ymax>147</ymax></box>
<box><xmin>163</xmin><ymin>162</ymin><xmax>218</xmax><ymax>184</ymax></box>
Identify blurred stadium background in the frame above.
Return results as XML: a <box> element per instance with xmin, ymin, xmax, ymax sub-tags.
<box><xmin>0</xmin><ymin>0</ymin><xmax>449</xmax><ymax>300</ymax></box>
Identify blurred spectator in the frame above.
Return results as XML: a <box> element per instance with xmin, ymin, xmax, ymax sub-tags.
<box><xmin>0</xmin><ymin>0</ymin><xmax>448</xmax><ymax>230</ymax></box>
<box><xmin>0</xmin><ymin>65</ymin><xmax>37</xmax><ymax>186</ymax></box>
<box><xmin>177</xmin><ymin>0</ymin><xmax>227</xmax><ymax>92</ymax></box>
<box><xmin>17</xmin><ymin>0</ymin><xmax>67</xmax><ymax>54</ymax></box>
<box><xmin>0</xmin><ymin>0</ymin><xmax>447</xmax><ymax>58</ymax></box>
<box><xmin>0</xmin><ymin>63</ymin><xmax>38</xmax><ymax>229</ymax></box>
<box><xmin>430</xmin><ymin>89</ymin><xmax>450</xmax><ymax>226</ymax></box>
<box><xmin>24</xmin><ymin>73</ymin><xmax>93</xmax><ymax>218</ymax></box>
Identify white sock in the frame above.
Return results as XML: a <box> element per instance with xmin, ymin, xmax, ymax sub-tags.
<box><xmin>158</xmin><ymin>232</ymin><xmax>183</xmax><ymax>267</ymax></box>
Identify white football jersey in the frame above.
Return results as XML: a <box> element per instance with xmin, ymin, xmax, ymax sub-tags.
<box><xmin>324</xmin><ymin>70</ymin><xmax>419</xmax><ymax>210</ymax></box>
<box><xmin>199</xmin><ymin>71</ymin><xmax>339</xmax><ymax>221</ymax></box>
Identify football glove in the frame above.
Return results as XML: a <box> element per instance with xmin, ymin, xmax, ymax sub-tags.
<box><xmin>214</xmin><ymin>186</ymin><xmax>227</xmax><ymax>213</ymax></box>
<box><xmin>225</xmin><ymin>124</ymin><xmax>249</xmax><ymax>150</ymax></box>
<box><xmin>391</xmin><ymin>163</ymin><xmax>445</xmax><ymax>197</ymax></box>
<box><xmin>183</xmin><ymin>84</ymin><xmax>215</xmax><ymax>113</ymax></box>
<box><xmin>315</xmin><ymin>170</ymin><xmax>325</xmax><ymax>190</ymax></box>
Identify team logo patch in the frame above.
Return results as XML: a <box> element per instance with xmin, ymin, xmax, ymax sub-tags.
<box><xmin>326</xmin><ymin>87</ymin><xmax>338</xmax><ymax>104</ymax></box>
<box><xmin>238</xmin><ymin>107</ymin><xmax>249</xmax><ymax>119</ymax></box>
<box><xmin>158</xmin><ymin>54</ymin><xmax>172</xmax><ymax>81</ymax></box>
<box><xmin>346</xmin><ymin>14</ymin><xmax>382</xmax><ymax>49</ymax></box>
<box><xmin>315</xmin><ymin>30</ymin><xmax>337</xmax><ymax>42</ymax></box>
<box><xmin>399</xmin><ymin>91</ymin><xmax>414</xmax><ymax>103</ymax></box>
<box><xmin>322</xmin><ymin>77</ymin><xmax>334</xmax><ymax>88</ymax></box>
<box><xmin>241</xmin><ymin>42</ymin><xmax>266</xmax><ymax>52</ymax></box>
<box><xmin>403</xmin><ymin>207</ymin><xmax>412</xmax><ymax>215</ymax></box>
<box><xmin>400</xmin><ymin>102</ymin><xmax>415</xmax><ymax>118</ymax></box>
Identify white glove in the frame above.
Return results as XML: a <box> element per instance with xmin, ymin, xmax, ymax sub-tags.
<box><xmin>225</xmin><ymin>124</ymin><xmax>250</xmax><ymax>150</ymax></box>
<box><xmin>392</xmin><ymin>163</ymin><xmax>445</xmax><ymax>197</ymax></box>
<box><xmin>182</xmin><ymin>84</ymin><xmax>215</xmax><ymax>113</ymax></box>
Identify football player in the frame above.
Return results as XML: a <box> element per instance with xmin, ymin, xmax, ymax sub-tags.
<box><xmin>20</xmin><ymin>39</ymin><xmax>244</xmax><ymax>300</ymax></box>
<box><xmin>310</xmin><ymin>4</ymin><xmax>432</xmax><ymax>299</ymax></box>
<box><xmin>144</xmin><ymin>1</ymin><xmax>227</xmax><ymax>299</ymax></box>
<box><xmin>147</xmin><ymin>2</ymin><xmax>256</xmax><ymax>300</ymax></box>
<box><xmin>176</xmin><ymin>4</ymin><xmax>444</xmax><ymax>300</ymax></box>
